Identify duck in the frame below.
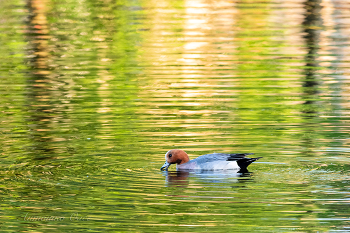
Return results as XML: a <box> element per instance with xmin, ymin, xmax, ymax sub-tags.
<box><xmin>160</xmin><ymin>149</ymin><xmax>261</xmax><ymax>172</ymax></box>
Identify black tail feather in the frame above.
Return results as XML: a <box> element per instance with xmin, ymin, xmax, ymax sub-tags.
<box><xmin>237</xmin><ymin>157</ymin><xmax>262</xmax><ymax>173</ymax></box>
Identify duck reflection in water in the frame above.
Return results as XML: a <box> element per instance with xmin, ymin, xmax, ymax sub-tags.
<box><xmin>163</xmin><ymin>170</ymin><xmax>254</xmax><ymax>187</ymax></box>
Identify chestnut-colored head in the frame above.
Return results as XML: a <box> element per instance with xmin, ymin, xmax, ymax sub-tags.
<box><xmin>160</xmin><ymin>149</ymin><xmax>190</xmax><ymax>171</ymax></box>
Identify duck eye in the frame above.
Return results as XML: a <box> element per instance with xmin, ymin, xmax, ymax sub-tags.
<box><xmin>169</xmin><ymin>154</ymin><xmax>172</xmax><ymax>158</ymax></box>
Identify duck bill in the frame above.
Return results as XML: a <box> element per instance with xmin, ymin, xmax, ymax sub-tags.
<box><xmin>160</xmin><ymin>161</ymin><xmax>171</xmax><ymax>171</ymax></box>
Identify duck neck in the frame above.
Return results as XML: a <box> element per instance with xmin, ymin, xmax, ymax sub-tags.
<box><xmin>177</xmin><ymin>153</ymin><xmax>190</xmax><ymax>164</ymax></box>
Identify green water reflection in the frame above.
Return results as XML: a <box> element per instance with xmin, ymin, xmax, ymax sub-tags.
<box><xmin>1</xmin><ymin>0</ymin><xmax>350</xmax><ymax>232</ymax></box>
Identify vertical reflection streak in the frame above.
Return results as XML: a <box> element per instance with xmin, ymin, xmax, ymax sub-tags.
<box><xmin>26</xmin><ymin>0</ymin><xmax>54</xmax><ymax>159</ymax></box>
<box><xmin>301</xmin><ymin>0</ymin><xmax>322</xmax><ymax>155</ymax></box>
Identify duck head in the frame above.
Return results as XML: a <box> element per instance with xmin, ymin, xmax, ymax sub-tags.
<box><xmin>160</xmin><ymin>149</ymin><xmax>190</xmax><ymax>171</ymax></box>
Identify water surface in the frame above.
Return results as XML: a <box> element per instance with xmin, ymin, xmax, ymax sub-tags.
<box><xmin>1</xmin><ymin>0</ymin><xmax>350</xmax><ymax>232</ymax></box>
